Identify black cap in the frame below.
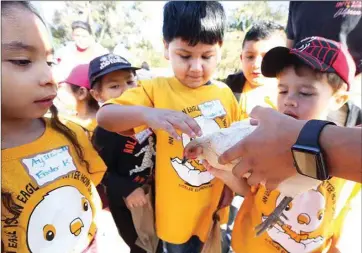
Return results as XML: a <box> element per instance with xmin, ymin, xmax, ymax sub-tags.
<box><xmin>88</xmin><ymin>53</ymin><xmax>140</xmax><ymax>88</ymax></box>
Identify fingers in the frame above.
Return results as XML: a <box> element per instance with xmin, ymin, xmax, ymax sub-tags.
<box><xmin>246</xmin><ymin>172</ymin><xmax>263</xmax><ymax>187</ymax></box>
<box><xmin>250</xmin><ymin>118</ymin><xmax>259</xmax><ymax>126</ymax></box>
<box><xmin>248</xmin><ymin>106</ymin><xmax>269</xmax><ymax>120</ymax></box>
<box><xmin>184</xmin><ymin>145</ymin><xmax>203</xmax><ymax>160</ymax></box>
<box><xmin>184</xmin><ymin>117</ymin><xmax>202</xmax><ymax>137</ymax></box>
<box><xmin>172</xmin><ymin>120</ymin><xmax>197</xmax><ymax>138</ymax></box>
<box><xmin>163</xmin><ymin>122</ymin><xmax>180</xmax><ymax>140</ymax></box>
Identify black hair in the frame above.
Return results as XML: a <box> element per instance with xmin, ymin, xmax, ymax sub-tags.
<box><xmin>242</xmin><ymin>20</ymin><xmax>286</xmax><ymax>48</ymax></box>
<box><xmin>69</xmin><ymin>84</ymin><xmax>100</xmax><ymax>111</ymax></box>
<box><xmin>71</xmin><ymin>20</ymin><xmax>92</xmax><ymax>34</ymax></box>
<box><xmin>1</xmin><ymin>1</ymin><xmax>90</xmax><ymax>217</ymax></box>
<box><xmin>163</xmin><ymin>1</ymin><xmax>226</xmax><ymax>46</ymax></box>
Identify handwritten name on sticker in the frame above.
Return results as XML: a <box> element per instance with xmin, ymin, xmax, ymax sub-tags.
<box><xmin>134</xmin><ymin>128</ymin><xmax>153</xmax><ymax>144</ymax></box>
<box><xmin>22</xmin><ymin>146</ymin><xmax>77</xmax><ymax>187</ymax></box>
<box><xmin>198</xmin><ymin>100</ymin><xmax>226</xmax><ymax>119</ymax></box>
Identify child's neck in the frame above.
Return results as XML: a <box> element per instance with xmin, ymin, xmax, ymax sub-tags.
<box><xmin>76</xmin><ymin>103</ymin><xmax>97</xmax><ymax>120</ymax></box>
<box><xmin>1</xmin><ymin>118</ymin><xmax>45</xmax><ymax>149</ymax></box>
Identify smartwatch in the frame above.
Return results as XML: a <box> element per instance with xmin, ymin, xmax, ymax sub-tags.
<box><xmin>291</xmin><ymin>120</ymin><xmax>336</xmax><ymax>180</ymax></box>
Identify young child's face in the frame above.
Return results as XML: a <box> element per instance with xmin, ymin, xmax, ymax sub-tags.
<box><xmin>92</xmin><ymin>69</ymin><xmax>137</xmax><ymax>103</ymax></box>
<box><xmin>164</xmin><ymin>38</ymin><xmax>221</xmax><ymax>88</ymax></box>
<box><xmin>1</xmin><ymin>7</ymin><xmax>57</xmax><ymax>120</ymax></box>
<box><xmin>277</xmin><ymin>66</ymin><xmax>347</xmax><ymax>121</ymax></box>
<box><xmin>241</xmin><ymin>35</ymin><xmax>286</xmax><ymax>88</ymax></box>
<box><xmin>56</xmin><ymin>83</ymin><xmax>79</xmax><ymax>113</ymax></box>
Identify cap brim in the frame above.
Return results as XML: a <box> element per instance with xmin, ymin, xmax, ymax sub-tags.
<box><xmin>90</xmin><ymin>65</ymin><xmax>141</xmax><ymax>87</ymax></box>
<box><xmin>261</xmin><ymin>47</ymin><xmax>292</xmax><ymax>78</ymax></box>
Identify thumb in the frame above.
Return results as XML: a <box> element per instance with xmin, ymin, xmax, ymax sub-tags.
<box><xmin>248</xmin><ymin>106</ymin><xmax>271</xmax><ymax>123</ymax></box>
<box><xmin>207</xmin><ymin>167</ymin><xmax>226</xmax><ymax>180</ymax></box>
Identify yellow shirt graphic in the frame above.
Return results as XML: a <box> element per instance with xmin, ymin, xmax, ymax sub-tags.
<box><xmin>231</xmin><ymin>178</ymin><xmax>361</xmax><ymax>253</ymax></box>
<box><xmin>1</xmin><ymin>119</ymin><xmax>106</xmax><ymax>253</ymax></box>
<box><xmin>107</xmin><ymin>77</ymin><xmax>241</xmax><ymax>244</ymax></box>
<box><xmin>239</xmin><ymin>81</ymin><xmax>277</xmax><ymax>120</ymax></box>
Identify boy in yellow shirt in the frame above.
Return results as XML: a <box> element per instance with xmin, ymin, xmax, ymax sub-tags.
<box><xmin>212</xmin><ymin>36</ymin><xmax>361</xmax><ymax>253</ymax></box>
<box><xmin>225</xmin><ymin>21</ymin><xmax>287</xmax><ymax>119</ymax></box>
<box><xmin>97</xmin><ymin>1</ymin><xmax>241</xmax><ymax>252</ymax></box>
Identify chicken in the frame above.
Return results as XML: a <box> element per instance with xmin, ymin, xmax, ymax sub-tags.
<box><xmin>183</xmin><ymin>120</ymin><xmax>322</xmax><ymax>236</ymax></box>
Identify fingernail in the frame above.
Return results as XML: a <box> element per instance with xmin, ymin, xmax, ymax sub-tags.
<box><xmin>197</xmin><ymin>130</ymin><xmax>202</xmax><ymax>136</ymax></box>
<box><xmin>176</xmin><ymin>136</ymin><xmax>181</xmax><ymax>140</ymax></box>
<box><xmin>190</xmin><ymin>132</ymin><xmax>196</xmax><ymax>138</ymax></box>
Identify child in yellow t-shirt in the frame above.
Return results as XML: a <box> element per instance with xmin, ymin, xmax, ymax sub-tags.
<box><xmin>210</xmin><ymin>36</ymin><xmax>361</xmax><ymax>253</ymax></box>
<box><xmin>1</xmin><ymin>2</ymin><xmax>106</xmax><ymax>253</ymax></box>
<box><xmin>225</xmin><ymin>20</ymin><xmax>287</xmax><ymax>120</ymax></box>
<box><xmin>97</xmin><ymin>1</ymin><xmax>241</xmax><ymax>252</ymax></box>
<box><xmin>222</xmin><ymin>20</ymin><xmax>287</xmax><ymax>252</ymax></box>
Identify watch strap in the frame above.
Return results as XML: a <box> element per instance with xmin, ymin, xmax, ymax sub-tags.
<box><xmin>296</xmin><ymin>120</ymin><xmax>336</xmax><ymax>148</ymax></box>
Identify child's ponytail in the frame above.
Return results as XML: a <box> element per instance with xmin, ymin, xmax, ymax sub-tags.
<box><xmin>49</xmin><ymin>105</ymin><xmax>90</xmax><ymax>171</ymax></box>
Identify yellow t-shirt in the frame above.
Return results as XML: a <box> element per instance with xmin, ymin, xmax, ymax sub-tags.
<box><xmin>59</xmin><ymin>115</ymin><xmax>97</xmax><ymax>134</ymax></box>
<box><xmin>231</xmin><ymin>178</ymin><xmax>361</xmax><ymax>253</ymax></box>
<box><xmin>1</xmin><ymin>118</ymin><xmax>106</xmax><ymax>253</ymax></box>
<box><xmin>239</xmin><ymin>81</ymin><xmax>277</xmax><ymax>120</ymax></box>
<box><xmin>107</xmin><ymin>77</ymin><xmax>242</xmax><ymax>244</ymax></box>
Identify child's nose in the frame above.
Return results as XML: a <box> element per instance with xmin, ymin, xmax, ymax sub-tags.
<box><xmin>190</xmin><ymin>59</ymin><xmax>203</xmax><ymax>72</ymax></box>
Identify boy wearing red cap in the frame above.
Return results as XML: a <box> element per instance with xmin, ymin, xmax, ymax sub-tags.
<box><xmin>224</xmin><ymin>36</ymin><xmax>361</xmax><ymax>253</ymax></box>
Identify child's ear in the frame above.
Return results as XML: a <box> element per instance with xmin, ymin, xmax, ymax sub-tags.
<box><xmin>330</xmin><ymin>90</ymin><xmax>350</xmax><ymax>111</ymax></box>
<box><xmin>77</xmin><ymin>87</ymin><xmax>89</xmax><ymax>101</ymax></box>
<box><xmin>89</xmin><ymin>89</ymin><xmax>101</xmax><ymax>102</ymax></box>
<box><xmin>163</xmin><ymin>39</ymin><xmax>170</xmax><ymax>60</ymax></box>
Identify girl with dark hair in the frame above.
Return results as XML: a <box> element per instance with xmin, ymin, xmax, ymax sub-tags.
<box><xmin>56</xmin><ymin>64</ymin><xmax>100</xmax><ymax>136</ymax></box>
<box><xmin>1</xmin><ymin>2</ymin><xmax>106</xmax><ymax>252</ymax></box>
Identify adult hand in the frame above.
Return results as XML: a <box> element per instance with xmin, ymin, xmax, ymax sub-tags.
<box><xmin>218</xmin><ymin>106</ymin><xmax>306</xmax><ymax>190</ymax></box>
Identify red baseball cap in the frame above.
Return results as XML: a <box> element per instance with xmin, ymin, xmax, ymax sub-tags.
<box><xmin>61</xmin><ymin>64</ymin><xmax>91</xmax><ymax>89</ymax></box>
<box><xmin>261</xmin><ymin>36</ymin><xmax>356</xmax><ymax>90</ymax></box>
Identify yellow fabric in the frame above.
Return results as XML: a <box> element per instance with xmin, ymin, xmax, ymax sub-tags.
<box><xmin>59</xmin><ymin>115</ymin><xmax>97</xmax><ymax>133</ymax></box>
<box><xmin>239</xmin><ymin>82</ymin><xmax>277</xmax><ymax>120</ymax></box>
<box><xmin>231</xmin><ymin>178</ymin><xmax>361</xmax><ymax>253</ymax></box>
<box><xmin>1</xmin><ymin>118</ymin><xmax>106</xmax><ymax>253</ymax></box>
<box><xmin>107</xmin><ymin>77</ymin><xmax>241</xmax><ymax>244</ymax></box>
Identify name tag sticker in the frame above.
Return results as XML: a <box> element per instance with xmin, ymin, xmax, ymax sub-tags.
<box><xmin>199</xmin><ymin>100</ymin><xmax>226</xmax><ymax>119</ymax></box>
<box><xmin>22</xmin><ymin>146</ymin><xmax>77</xmax><ymax>187</ymax></box>
<box><xmin>134</xmin><ymin>128</ymin><xmax>153</xmax><ymax>144</ymax></box>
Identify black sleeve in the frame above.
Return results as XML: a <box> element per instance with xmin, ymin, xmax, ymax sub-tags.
<box><xmin>286</xmin><ymin>1</ymin><xmax>295</xmax><ymax>40</ymax></box>
<box><xmin>92</xmin><ymin>127</ymin><xmax>140</xmax><ymax>198</ymax></box>
<box><xmin>103</xmin><ymin>171</ymin><xmax>141</xmax><ymax>198</ymax></box>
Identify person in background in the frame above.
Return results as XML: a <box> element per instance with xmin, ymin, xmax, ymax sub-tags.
<box><xmin>55</xmin><ymin>63</ymin><xmax>99</xmax><ymax>135</ymax></box>
<box><xmin>221</xmin><ymin>21</ymin><xmax>287</xmax><ymax>253</ymax></box>
<box><xmin>136</xmin><ymin>61</ymin><xmax>155</xmax><ymax>80</ymax></box>
<box><xmin>89</xmin><ymin>53</ymin><xmax>162</xmax><ymax>253</ymax></box>
<box><xmin>286</xmin><ymin>1</ymin><xmax>362</xmax><ymax>127</ymax></box>
<box><xmin>54</xmin><ymin>21</ymin><xmax>108</xmax><ymax>82</ymax></box>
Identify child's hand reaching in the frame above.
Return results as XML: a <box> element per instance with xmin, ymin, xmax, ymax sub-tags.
<box><xmin>125</xmin><ymin>187</ymin><xmax>147</xmax><ymax>209</ymax></box>
<box><xmin>203</xmin><ymin>160</ymin><xmax>251</xmax><ymax>196</ymax></box>
<box><xmin>142</xmin><ymin>108</ymin><xmax>202</xmax><ymax>140</ymax></box>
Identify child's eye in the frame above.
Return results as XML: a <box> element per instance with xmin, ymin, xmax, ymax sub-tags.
<box><xmin>246</xmin><ymin>56</ymin><xmax>254</xmax><ymax>60</ymax></box>
<box><xmin>300</xmin><ymin>92</ymin><xmax>313</xmax><ymax>97</ymax></box>
<box><xmin>9</xmin><ymin>59</ymin><xmax>31</xmax><ymax>66</ymax></box>
<box><xmin>127</xmin><ymin>81</ymin><xmax>136</xmax><ymax>86</ymax></box>
<box><xmin>278</xmin><ymin>90</ymin><xmax>287</xmax><ymax>94</ymax></box>
<box><xmin>202</xmin><ymin>55</ymin><xmax>212</xmax><ymax>60</ymax></box>
<box><xmin>110</xmin><ymin>85</ymin><xmax>120</xmax><ymax>89</ymax></box>
<box><xmin>47</xmin><ymin>61</ymin><xmax>57</xmax><ymax>67</ymax></box>
<box><xmin>180</xmin><ymin>55</ymin><xmax>191</xmax><ymax>59</ymax></box>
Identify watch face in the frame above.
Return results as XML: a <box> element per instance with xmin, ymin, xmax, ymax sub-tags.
<box><xmin>292</xmin><ymin>149</ymin><xmax>318</xmax><ymax>178</ymax></box>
